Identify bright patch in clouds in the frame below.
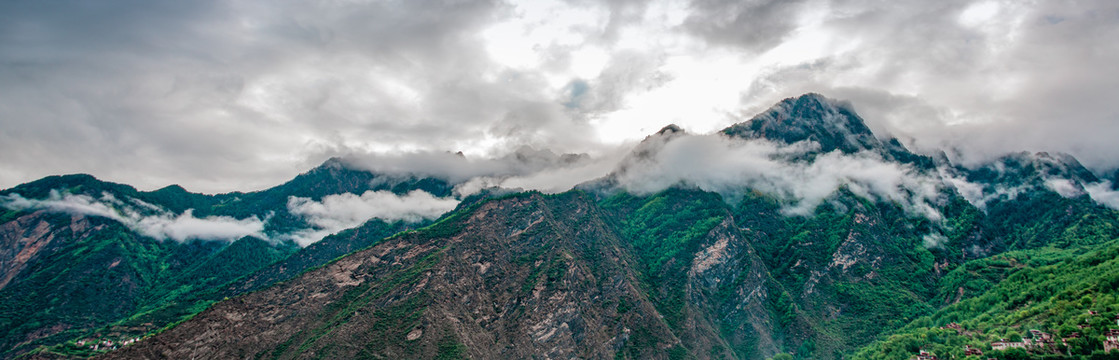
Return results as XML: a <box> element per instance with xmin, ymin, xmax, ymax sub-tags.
<box><xmin>482</xmin><ymin>0</ymin><xmax>608</xmax><ymax>72</ymax></box>
<box><xmin>958</xmin><ymin>1</ymin><xmax>1001</xmax><ymax>28</ymax></box>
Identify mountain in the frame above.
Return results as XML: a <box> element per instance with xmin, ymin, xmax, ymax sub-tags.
<box><xmin>105</xmin><ymin>191</ymin><xmax>686</xmax><ymax>359</ymax></box>
<box><xmin>97</xmin><ymin>94</ymin><xmax>964</xmax><ymax>359</ymax></box>
<box><xmin>855</xmin><ymin>238</ymin><xmax>1119</xmax><ymax>359</ymax></box>
<box><xmin>721</xmin><ymin>93</ymin><xmax>937</xmax><ymax>168</ymax></box>
<box><xmin>0</xmin><ymin>202</ymin><xmax>296</xmax><ymax>359</ymax></box>
<box><xmin>6</xmin><ymin>93</ymin><xmax>1119</xmax><ymax>359</ymax></box>
<box><xmin>218</xmin><ymin>157</ymin><xmax>453</xmax><ymax>234</ymax></box>
<box><xmin>723</xmin><ymin>93</ymin><xmax>882</xmax><ymax>154</ymax></box>
<box><xmin>964</xmin><ymin>151</ymin><xmax>1100</xmax><ymax>194</ymax></box>
<box><xmin>0</xmin><ymin>161</ymin><xmax>454</xmax><ymax>359</ymax></box>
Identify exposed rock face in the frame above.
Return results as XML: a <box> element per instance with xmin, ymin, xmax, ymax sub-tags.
<box><xmin>103</xmin><ymin>192</ymin><xmax>683</xmax><ymax>359</ymax></box>
<box><xmin>0</xmin><ymin>211</ymin><xmax>150</xmax><ymax>355</ymax></box>
<box><xmin>0</xmin><ymin>212</ymin><xmax>97</xmax><ymax>290</ymax></box>
<box><xmin>683</xmin><ymin>217</ymin><xmax>782</xmax><ymax>358</ymax></box>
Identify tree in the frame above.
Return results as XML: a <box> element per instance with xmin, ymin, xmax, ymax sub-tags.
<box><xmin>768</xmin><ymin>353</ymin><xmax>794</xmax><ymax>360</ymax></box>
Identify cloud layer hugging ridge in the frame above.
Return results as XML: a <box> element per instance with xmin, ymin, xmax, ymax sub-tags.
<box><xmin>610</xmin><ymin>133</ymin><xmax>946</xmax><ymax>218</ymax></box>
<box><xmin>0</xmin><ymin>190</ymin><xmax>265</xmax><ymax>242</ymax></box>
<box><xmin>285</xmin><ymin>190</ymin><xmax>460</xmax><ymax>246</ymax></box>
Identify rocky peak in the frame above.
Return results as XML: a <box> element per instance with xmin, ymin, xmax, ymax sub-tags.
<box><xmin>614</xmin><ymin>123</ymin><xmax>689</xmax><ymax>170</ymax></box>
<box><xmin>656</xmin><ymin>123</ymin><xmax>685</xmax><ymax>135</ymax></box>
<box><xmin>722</xmin><ymin>93</ymin><xmax>886</xmax><ymax>155</ymax></box>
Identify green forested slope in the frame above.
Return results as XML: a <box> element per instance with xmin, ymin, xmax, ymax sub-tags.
<box><xmin>854</xmin><ymin>239</ymin><xmax>1119</xmax><ymax>359</ymax></box>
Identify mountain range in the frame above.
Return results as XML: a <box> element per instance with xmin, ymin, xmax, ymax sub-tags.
<box><xmin>3</xmin><ymin>94</ymin><xmax>1119</xmax><ymax>359</ymax></box>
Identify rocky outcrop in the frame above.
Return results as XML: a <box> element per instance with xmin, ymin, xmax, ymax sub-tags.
<box><xmin>683</xmin><ymin>217</ymin><xmax>783</xmax><ymax>359</ymax></box>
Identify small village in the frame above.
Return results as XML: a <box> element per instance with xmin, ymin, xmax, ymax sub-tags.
<box><xmin>909</xmin><ymin>313</ymin><xmax>1119</xmax><ymax>359</ymax></box>
<box><xmin>74</xmin><ymin>336</ymin><xmax>142</xmax><ymax>352</ymax></box>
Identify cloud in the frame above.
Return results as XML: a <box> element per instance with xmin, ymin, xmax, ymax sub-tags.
<box><xmin>456</xmin><ymin>153</ymin><xmax>627</xmax><ymax>196</ymax></box>
<box><xmin>1</xmin><ymin>190</ymin><xmax>120</xmax><ymax>219</ymax></box>
<box><xmin>0</xmin><ymin>0</ymin><xmax>601</xmax><ymax>193</ymax></box>
<box><xmin>336</xmin><ymin>145</ymin><xmax>636</xmax><ymax>198</ymax></box>
<box><xmin>1044</xmin><ymin>178</ymin><xmax>1084</xmax><ymax>198</ymax></box>
<box><xmin>681</xmin><ymin>0</ymin><xmax>811</xmax><ymax>52</ymax></box>
<box><xmin>940</xmin><ymin>169</ymin><xmax>987</xmax><ymax>208</ymax></box>
<box><xmin>1086</xmin><ymin>181</ymin><xmax>1119</xmax><ymax>210</ymax></box>
<box><xmin>285</xmin><ymin>190</ymin><xmax>460</xmax><ymax>246</ymax></box>
<box><xmin>722</xmin><ymin>1</ymin><xmax>1119</xmax><ymax>171</ymax></box>
<box><xmin>609</xmin><ymin>132</ymin><xmax>948</xmax><ymax>218</ymax></box>
<box><xmin>133</xmin><ymin>210</ymin><xmax>266</xmax><ymax>243</ymax></box>
<box><xmin>0</xmin><ymin>187</ymin><xmax>463</xmax><ymax>246</ymax></box>
<box><xmin>922</xmin><ymin>233</ymin><xmax>949</xmax><ymax>249</ymax></box>
<box><xmin>339</xmin><ymin>147</ymin><xmax>592</xmax><ymax>184</ymax></box>
<box><xmin>0</xmin><ymin>190</ymin><xmax>265</xmax><ymax>242</ymax></box>
<box><xmin>2</xmin><ymin>0</ymin><xmax>1119</xmax><ymax>197</ymax></box>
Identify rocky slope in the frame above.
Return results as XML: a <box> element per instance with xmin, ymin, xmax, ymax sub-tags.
<box><xmin>104</xmin><ymin>191</ymin><xmax>687</xmax><ymax>359</ymax></box>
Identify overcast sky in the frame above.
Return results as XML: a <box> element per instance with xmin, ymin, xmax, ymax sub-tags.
<box><xmin>2</xmin><ymin>0</ymin><xmax>1117</xmax><ymax>193</ymax></box>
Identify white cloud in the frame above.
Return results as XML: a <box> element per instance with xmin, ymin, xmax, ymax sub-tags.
<box><xmin>1086</xmin><ymin>181</ymin><xmax>1119</xmax><ymax>210</ymax></box>
<box><xmin>609</xmin><ymin>132</ymin><xmax>948</xmax><ymax>219</ymax></box>
<box><xmin>285</xmin><ymin>190</ymin><xmax>459</xmax><ymax>246</ymax></box>
<box><xmin>0</xmin><ymin>190</ymin><xmax>265</xmax><ymax>242</ymax></box>
<box><xmin>133</xmin><ymin>209</ymin><xmax>266</xmax><ymax>243</ymax></box>
<box><xmin>922</xmin><ymin>232</ymin><xmax>949</xmax><ymax>249</ymax></box>
<box><xmin>341</xmin><ymin>147</ymin><xmax>595</xmax><ymax>184</ymax></box>
<box><xmin>451</xmin><ymin>146</ymin><xmax>631</xmax><ymax>196</ymax></box>
<box><xmin>940</xmin><ymin>169</ymin><xmax>986</xmax><ymax>208</ymax></box>
<box><xmin>3</xmin><ymin>0</ymin><xmax>1119</xmax><ymax>194</ymax></box>
<box><xmin>1044</xmin><ymin>178</ymin><xmax>1084</xmax><ymax>198</ymax></box>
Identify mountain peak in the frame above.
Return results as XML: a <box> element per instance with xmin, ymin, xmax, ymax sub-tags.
<box><xmin>990</xmin><ymin>151</ymin><xmax>1099</xmax><ymax>184</ymax></box>
<box><xmin>723</xmin><ymin>93</ymin><xmax>883</xmax><ymax>154</ymax></box>
<box><xmin>1</xmin><ymin>173</ymin><xmax>139</xmax><ymax>199</ymax></box>
<box><xmin>963</xmin><ymin>151</ymin><xmax>1101</xmax><ymax>200</ymax></box>
<box><xmin>152</xmin><ymin>184</ymin><xmax>189</xmax><ymax>194</ymax></box>
<box><xmin>657</xmin><ymin>124</ymin><xmax>684</xmax><ymax>135</ymax></box>
<box><xmin>318</xmin><ymin>157</ymin><xmax>347</xmax><ymax>170</ymax></box>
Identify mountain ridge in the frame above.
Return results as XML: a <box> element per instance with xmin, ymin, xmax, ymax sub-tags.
<box><xmin>4</xmin><ymin>93</ymin><xmax>1119</xmax><ymax>359</ymax></box>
